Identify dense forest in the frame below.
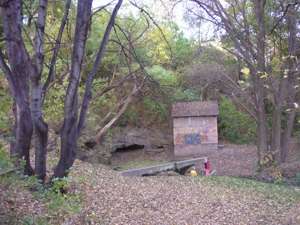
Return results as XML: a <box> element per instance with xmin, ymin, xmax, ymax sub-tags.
<box><xmin>1</xmin><ymin>0</ymin><xmax>300</xmax><ymax>224</ymax></box>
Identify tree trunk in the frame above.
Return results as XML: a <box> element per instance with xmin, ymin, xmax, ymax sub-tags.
<box><xmin>256</xmin><ymin>104</ymin><xmax>268</xmax><ymax>163</ymax></box>
<box><xmin>15</xmin><ymin>96</ymin><xmax>34</xmax><ymax>175</ymax></box>
<box><xmin>10</xmin><ymin>101</ymin><xmax>17</xmax><ymax>156</ymax></box>
<box><xmin>31</xmin><ymin>0</ymin><xmax>48</xmax><ymax>181</ymax></box>
<box><xmin>280</xmin><ymin>3</ymin><xmax>298</xmax><ymax>163</ymax></box>
<box><xmin>270</xmin><ymin>76</ymin><xmax>288</xmax><ymax>160</ymax></box>
<box><xmin>54</xmin><ymin>0</ymin><xmax>93</xmax><ymax>178</ymax></box>
<box><xmin>253</xmin><ymin>0</ymin><xmax>268</xmax><ymax>164</ymax></box>
<box><xmin>281</xmin><ymin>111</ymin><xmax>295</xmax><ymax>163</ymax></box>
<box><xmin>14</xmin><ymin>74</ymin><xmax>34</xmax><ymax>175</ymax></box>
<box><xmin>1</xmin><ymin>0</ymin><xmax>34</xmax><ymax>175</ymax></box>
<box><xmin>271</xmin><ymin>106</ymin><xmax>281</xmax><ymax>158</ymax></box>
<box><xmin>31</xmin><ymin>85</ymin><xmax>48</xmax><ymax>180</ymax></box>
<box><xmin>54</xmin><ymin>114</ymin><xmax>78</xmax><ymax>177</ymax></box>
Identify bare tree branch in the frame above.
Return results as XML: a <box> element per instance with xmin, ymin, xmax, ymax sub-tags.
<box><xmin>77</xmin><ymin>0</ymin><xmax>123</xmax><ymax>134</ymax></box>
<box><xmin>129</xmin><ymin>0</ymin><xmax>173</xmax><ymax>59</ymax></box>
<box><xmin>91</xmin><ymin>0</ymin><xmax>115</xmax><ymax>18</ymax></box>
<box><xmin>42</xmin><ymin>0</ymin><xmax>72</xmax><ymax>98</ymax></box>
<box><xmin>269</xmin><ymin>1</ymin><xmax>300</xmax><ymax>35</ymax></box>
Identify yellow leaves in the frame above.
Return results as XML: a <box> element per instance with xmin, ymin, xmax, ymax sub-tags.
<box><xmin>146</xmin><ymin>27</ymin><xmax>172</xmax><ymax>64</ymax></box>
<box><xmin>259</xmin><ymin>72</ymin><xmax>269</xmax><ymax>79</ymax></box>
<box><xmin>241</xmin><ymin>67</ymin><xmax>250</xmax><ymax>77</ymax></box>
<box><xmin>270</xmin><ymin>167</ymin><xmax>283</xmax><ymax>183</ymax></box>
<box><xmin>190</xmin><ymin>169</ymin><xmax>198</xmax><ymax>177</ymax></box>
<box><xmin>260</xmin><ymin>153</ymin><xmax>274</xmax><ymax>167</ymax></box>
<box><xmin>271</xmin><ymin>56</ymin><xmax>281</xmax><ymax>71</ymax></box>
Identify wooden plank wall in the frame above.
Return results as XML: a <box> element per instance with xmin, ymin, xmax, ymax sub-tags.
<box><xmin>173</xmin><ymin>117</ymin><xmax>218</xmax><ymax>156</ymax></box>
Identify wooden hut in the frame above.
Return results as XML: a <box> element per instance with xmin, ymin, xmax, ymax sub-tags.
<box><xmin>172</xmin><ymin>101</ymin><xmax>219</xmax><ymax>157</ymax></box>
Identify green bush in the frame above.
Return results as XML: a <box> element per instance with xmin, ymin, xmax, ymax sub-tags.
<box><xmin>218</xmin><ymin>97</ymin><xmax>256</xmax><ymax>144</ymax></box>
<box><xmin>119</xmin><ymin>105</ymin><xmax>140</xmax><ymax>126</ymax></box>
<box><xmin>43</xmin><ymin>83</ymin><xmax>65</xmax><ymax>125</ymax></box>
<box><xmin>50</xmin><ymin>177</ymin><xmax>69</xmax><ymax>194</ymax></box>
<box><xmin>147</xmin><ymin>65</ymin><xmax>178</xmax><ymax>87</ymax></box>
<box><xmin>0</xmin><ymin>85</ymin><xmax>12</xmax><ymax>134</ymax></box>
<box><xmin>0</xmin><ymin>144</ymin><xmax>13</xmax><ymax>171</ymax></box>
<box><xmin>172</xmin><ymin>88</ymin><xmax>199</xmax><ymax>102</ymax></box>
<box><xmin>143</xmin><ymin>97</ymin><xmax>168</xmax><ymax>119</ymax></box>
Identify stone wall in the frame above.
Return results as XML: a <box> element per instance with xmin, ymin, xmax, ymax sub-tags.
<box><xmin>173</xmin><ymin>116</ymin><xmax>218</xmax><ymax>156</ymax></box>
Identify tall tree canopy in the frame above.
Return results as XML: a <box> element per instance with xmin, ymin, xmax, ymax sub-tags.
<box><xmin>185</xmin><ymin>0</ymin><xmax>300</xmax><ymax>164</ymax></box>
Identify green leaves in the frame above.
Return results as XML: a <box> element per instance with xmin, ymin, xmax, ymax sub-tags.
<box><xmin>219</xmin><ymin>97</ymin><xmax>256</xmax><ymax>144</ymax></box>
<box><xmin>0</xmin><ymin>81</ymin><xmax>12</xmax><ymax>135</ymax></box>
<box><xmin>147</xmin><ymin>65</ymin><xmax>178</xmax><ymax>86</ymax></box>
<box><xmin>0</xmin><ymin>144</ymin><xmax>13</xmax><ymax>172</ymax></box>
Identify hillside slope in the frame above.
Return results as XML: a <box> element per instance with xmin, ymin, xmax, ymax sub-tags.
<box><xmin>2</xmin><ymin>158</ymin><xmax>299</xmax><ymax>225</ymax></box>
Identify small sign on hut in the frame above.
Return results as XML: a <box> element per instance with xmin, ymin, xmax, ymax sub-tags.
<box><xmin>172</xmin><ymin>101</ymin><xmax>219</xmax><ymax>157</ymax></box>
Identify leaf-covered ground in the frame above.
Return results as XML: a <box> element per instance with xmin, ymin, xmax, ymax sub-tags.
<box><xmin>69</xmin><ymin>161</ymin><xmax>300</xmax><ymax>225</ymax></box>
<box><xmin>1</xmin><ymin>159</ymin><xmax>300</xmax><ymax>225</ymax></box>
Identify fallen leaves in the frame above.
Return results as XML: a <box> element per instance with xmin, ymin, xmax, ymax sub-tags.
<box><xmin>1</xmin><ymin>155</ymin><xmax>300</xmax><ymax>225</ymax></box>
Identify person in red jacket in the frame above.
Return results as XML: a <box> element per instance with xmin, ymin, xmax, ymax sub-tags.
<box><xmin>204</xmin><ymin>158</ymin><xmax>211</xmax><ymax>176</ymax></box>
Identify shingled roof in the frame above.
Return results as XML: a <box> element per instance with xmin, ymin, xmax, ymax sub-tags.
<box><xmin>172</xmin><ymin>101</ymin><xmax>218</xmax><ymax>117</ymax></box>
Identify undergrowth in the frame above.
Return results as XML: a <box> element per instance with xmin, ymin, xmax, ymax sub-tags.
<box><xmin>0</xmin><ymin>146</ymin><xmax>82</xmax><ymax>225</ymax></box>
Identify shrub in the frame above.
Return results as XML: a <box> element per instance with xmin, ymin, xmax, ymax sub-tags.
<box><xmin>143</xmin><ymin>97</ymin><xmax>168</xmax><ymax>120</ymax></box>
<box><xmin>147</xmin><ymin>65</ymin><xmax>178</xmax><ymax>87</ymax></box>
<box><xmin>0</xmin><ymin>84</ymin><xmax>12</xmax><ymax>134</ymax></box>
<box><xmin>0</xmin><ymin>144</ymin><xmax>13</xmax><ymax>171</ymax></box>
<box><xmin>50</xmin><ymin>177</ymin><xmax>70</xmax><ymax>194</ymax></box>
<box><xmin>218</xmin><ymin>96</ymin><xmax>256</xmax><ymax>144</ymax></box>
<box><xmin>172</xmin><ymin>88</ymin><xmax>199</xmax><ymax>102</ymax></box>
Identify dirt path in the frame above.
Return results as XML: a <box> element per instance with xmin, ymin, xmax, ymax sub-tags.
<box><xmin>200</xmin><ymin>144</ymin><xmax>258</xmax><ymax>176</ymax></box>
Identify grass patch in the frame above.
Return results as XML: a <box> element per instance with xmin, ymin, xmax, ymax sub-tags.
<box><xmin>22</xmin><ymin>216</ymin><xmax>48</xmax><ymax>225</ymax></box>
<box><xmin>197</xmin><ymin>176</ymin><xmax>300</xmax><ymax>204</ymax></box>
